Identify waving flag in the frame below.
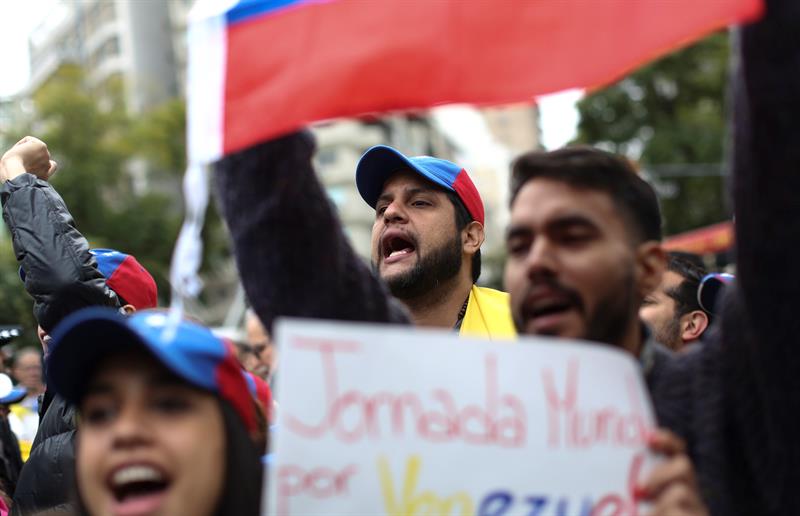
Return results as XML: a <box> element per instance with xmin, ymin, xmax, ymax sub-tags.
<box><xmin>172</xmin><ymin>0</ymin><xmax>761</xmax><ymax>316</ymax></box>
<box><xmin>187</xmin><ymin>0</ymin><xmax>762</xmax><ymax>162</ymax></box>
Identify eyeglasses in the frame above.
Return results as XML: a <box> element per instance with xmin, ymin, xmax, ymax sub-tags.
<box><xmin>241</xmin><ymin>342</ymin><xmax>271</xmax><ymax>356</ymax></box>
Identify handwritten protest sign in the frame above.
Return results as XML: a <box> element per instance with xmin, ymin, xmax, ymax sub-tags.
<box><xmin>265</xmin><ymin>319</ymin><xmax>657</xmax><ymax>516</ymax></box>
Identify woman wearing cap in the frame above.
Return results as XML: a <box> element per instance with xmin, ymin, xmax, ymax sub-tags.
<box><xmin>44</xmin><ymin>307</ymin><xmax>265</xmax><ymax>516</ymax></box>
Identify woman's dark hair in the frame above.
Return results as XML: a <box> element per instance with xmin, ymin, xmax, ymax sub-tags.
<box><xmin>214</xmin><ymin>400</ymin><xmax>264</xmax><ymax>516</ymax></box>
<box><xmin>75</xmin><ymin>399</ymin><xmax>263</xmax><ymax>516</ymax></box>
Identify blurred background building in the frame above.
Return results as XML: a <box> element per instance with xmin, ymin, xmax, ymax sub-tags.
<box><xmin>27</xmin><ymin>0</ymin><xmax>189</xmax><ymax>113</ymax></box>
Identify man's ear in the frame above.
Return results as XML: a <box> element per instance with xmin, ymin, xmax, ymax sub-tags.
<box><xmin>462</xmin><ymin>221</ymin><xmax>485</xmax><ymax>257</ymax></box>
<box><xmin>680</xmin><ymin>310</ymin><xmax>709</xmax><ymax>343</ymax></box>
<box><xmin>635</xmin><ymin>241</ymin><xmax>666</xmax><ymax>300</ymax></box>
<box><xmin>121</xmin><ymin>304</ymin><xmax>137</xmax><ymax>315</ymax></box>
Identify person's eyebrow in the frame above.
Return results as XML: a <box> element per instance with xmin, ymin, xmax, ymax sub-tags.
<box><xmin>545</xmin><ymin>214</ymin><xmax>600</xmax><ymax>233</ymax></box>
<box><xmin>377</xmin><ymin>185</ymin><xmax>438</xmax><ymax>205</ymax></box>
<box><xmin>150</xmin><ymin>373</ymin><xmax>187</xmax><ymax>388</ymax></box>
<box><xmin>83</xmin><ymin>382</ymin><xmax>113</xmax><ymax>397</ymax></box>
<box><xmin>505</xmin><ymin>225</ymin><xmax>533</xmax><ymax>241</ymax></box>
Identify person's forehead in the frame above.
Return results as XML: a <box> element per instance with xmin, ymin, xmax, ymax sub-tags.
<box><xmin>661</xmin><ymin>270</ymin><xmax>685</xmax><ymax>292</ymax></box>
<box><xmin>88</xmin><ymin>351</ymin><xmax>179</xmax><ymax>389</ymax></box>
<box><xmin>16</xmin><ymin>352</ymin><xmax>40</xmax><ymax>365</ymax></box>
<box><xmin>380</xmin><ymin>168</ymin><xmax>443</xmax><ymax>195</ymax></box>
<box><xmin>511</xmin><ymin>178</ymin><xmax>623</xmax><ymax>228</ymax></box>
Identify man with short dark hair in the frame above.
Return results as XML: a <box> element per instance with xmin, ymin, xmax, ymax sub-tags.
<box><xmin>640</xmin><ymin>252</ymin><xmax>710</xmax><ymax>351</ymax></box>
<box><xmin>504</xmin><ymin>147</ymin><xmax>666</xmax><ymax>357</ymax></box>
<box><xmin>503</xmin><ymin>146</ymin><xmax>711</xmax><ymax>514</ymax></box>
<box><xmin>356</xmin><ymin>146</ymin><xmax>514</xmax><ymax>337</ymax></box>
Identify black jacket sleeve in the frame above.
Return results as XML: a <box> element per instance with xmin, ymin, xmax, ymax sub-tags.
<box><xmin>213</xmin><ymin>131</ymin><xmax>410</xmax><ymax>332</ymax></box>
<box><xmin>11</xmin><ymin>395</ymin><xmax>77</xmax><ymax>514</ymax></box>
<box><xmin>719</xmin><ymin>0</ymin><xmax>800</xmax><ymax>511</ymax></box>
<box><xmin>1</xmin><ymin>174</ymin><xmax>120</xmax><ymax>332</ymax></box>
<box><xmin>653</xmin><ymin>2</ymin><xmax>800</xmax><ymax>514</ymax></box>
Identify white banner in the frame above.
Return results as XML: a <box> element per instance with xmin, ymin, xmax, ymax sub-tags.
<box><xmin>266</xmin><ymin>319</ymin><xmax>657</xmax><ymax>516</ymax></box>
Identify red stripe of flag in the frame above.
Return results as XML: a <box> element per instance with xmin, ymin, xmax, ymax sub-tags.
<box><xmin>223</xmin><ymin>0</ymin><xmax>762</xmax><ymax>155</ymax></box>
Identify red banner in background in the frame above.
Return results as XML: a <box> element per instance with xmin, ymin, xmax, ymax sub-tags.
<box><xmin>219</xmin><ymin>0</ymin><xmax>762</xmax><ymax>155</ymax></box>
<box><xmin>664</xmin><ymin>221</ymin><xmax>734</xmax><ymax>255</ymax></box>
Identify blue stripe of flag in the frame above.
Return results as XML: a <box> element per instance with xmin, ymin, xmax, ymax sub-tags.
<box><xmin>226</xmin><ymin>0</ymin><xmax>306</xmax><ymax>24</ymax></box>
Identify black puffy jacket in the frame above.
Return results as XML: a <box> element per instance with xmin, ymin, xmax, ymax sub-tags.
<box><xmin>1</xmin><ymin>173</ymin><xmax>120</xmax><ymax>513</ymax></box>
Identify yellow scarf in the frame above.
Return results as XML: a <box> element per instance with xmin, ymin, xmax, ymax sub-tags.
<box><xmin>459</xmin><ymin>285</ymin><xmax>516</xmax><ymax>339</ymax></box>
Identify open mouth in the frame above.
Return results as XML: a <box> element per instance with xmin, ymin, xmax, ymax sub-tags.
<box><xmin>522</xmin><ymin>291</ymin><xmax>580</xmax><ymax>334</ymax></box>
<box><xmin>108</xmin><ymin>464</ymin><xmax>170</xmax><ymax>513</ymax></box>
<box><xmin>382</xmin><ymin>234</ymin><xmax>416</xmax><ymax>263</ymax></box>
<box><xmin>527</xmin><ymin>299</ymin><xmax>574</xmax><ymax>318</ymax></box>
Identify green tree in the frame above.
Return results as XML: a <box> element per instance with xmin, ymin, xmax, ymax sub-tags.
<box><xmin>131</xmin><ymin>98</ymin><xmax>187</xmax><ymax>176</ymax></box>
<box><xmin>0</xmin><ymin>239</ymin><xmax>40</xmax><ymax>349</ymax></box>
<box><xmin>1</xmin><ymin>64</ymin><xmax>231</xmax><ymax>338</ymax></box>
<box><xmin>573</xmin><ymin>32</ymin><xmax>731</xmax><ymax>236</ymax></box>
<box><xmin>25</xmin><ymin>66</ymin><xmax>184</xmax><ymax>293</ymax></box>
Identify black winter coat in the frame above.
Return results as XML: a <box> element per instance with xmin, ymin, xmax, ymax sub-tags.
<box><xmin>1</xmin><ymin>173</ymin><xmax>120</xmax><ymax>513</ymax></box>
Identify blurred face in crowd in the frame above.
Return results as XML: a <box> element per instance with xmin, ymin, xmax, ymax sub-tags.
<box><xmin>12</xmin><ymin>349</ymin><xmax>43</xmax><ymax>393</ymax></box>
<box><xmin>371</xmin><ymin>170</ymin><xmax>463</xmax><ymax>299</ymax></box>
<box><xmin>504</xmin><ymin>178</ymin><xmax>662</xmax><ymax>348</ymax></box>
<box><xmin>640</xmin><ymin>270</ymin><xmax>684</xmax><ymax>349</ymax></box>
<box><xmin>245</xmin><ymin>311</ymin><xmax>274</xmax><ymax>379</ymax></box>
<box><xmin>77</xmin><ymin>351</ymin><xmax>225</xmax><ymax>516</ymax></box>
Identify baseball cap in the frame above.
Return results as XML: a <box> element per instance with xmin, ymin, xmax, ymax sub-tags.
<box><xmin>0</xmin><ymin>374</ymin><xmax>27</xmax><ymax>405</ymax></box>
<box><xmin>19</xmin><ymin>248</ymin><xmax>158</xmax><ymax>310</ymax></box>
<box><xmin>89</xmin><ymin>249</ymin><xmax>158</xmax><ymax>309</ymax></box>
<box><xmin>46</xmin><ymin>307</ymin><xmax>257</xmax><ymax>434</ymax></box>
<box><xmin>356</xmin><ymin>145</ymin><xmax>484</xmax><ymax>225</ymax></box>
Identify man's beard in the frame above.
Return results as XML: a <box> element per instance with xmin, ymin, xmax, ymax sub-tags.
<box><xmin>514</xmin><ymin>268</ymin><xmax>636</xmax><ymax>349</ymax></box>
<box><xmin>582</xmin><ymin>268</ymin><xmax>637</xmax><ymax>348</ymax></box>
<box><xmin>651</xmin><ymin>314</ymin><xmax>682</xmax><ymax>350</ymax></box>
<box><xmin>377</xmin><ymin>235</ymin><xmax>463</xmax><ymax>300</ymax></box>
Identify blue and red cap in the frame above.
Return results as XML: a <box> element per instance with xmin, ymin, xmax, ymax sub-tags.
<box><xmin>356</xmin><ymin>145</ymin><xmax>485</xmax><ymax>225</ymax></box>
<box><xmin>19</xmin><ymin>248</ymin><xmax>158</xmax><ymax>310</ymax></box>
<box><xmin>89</xmin><ymin>249</ymin><xmax>158</xmax><ymax>309</ymax></box>
<box><xmin>46</xmin><ymin>307</ymin><xmax>257</xmax><ymax>434</ymax></box>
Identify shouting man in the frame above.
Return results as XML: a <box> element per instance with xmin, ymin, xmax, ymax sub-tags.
<box><xmin>356</xmin><ymin>146</ymin><xmax>514</xmax><ymax>337</ymax></box>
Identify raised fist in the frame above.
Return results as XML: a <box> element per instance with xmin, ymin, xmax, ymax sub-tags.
<box><xmin>0</xmin><ymin>136</ymin><xmax>58</xmax><ymax>183</ymax></box>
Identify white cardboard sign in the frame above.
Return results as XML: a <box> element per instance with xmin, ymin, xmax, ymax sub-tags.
<box><xmin>266</xmin><ymin>319</ymin><xmax>656</xmax><ymax>516</ymax></box>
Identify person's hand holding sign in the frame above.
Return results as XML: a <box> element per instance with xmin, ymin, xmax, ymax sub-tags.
<box><xmin>639</xmin><ymin>429</ymin><xmax>708</xmax><ymax>516</ymax></box>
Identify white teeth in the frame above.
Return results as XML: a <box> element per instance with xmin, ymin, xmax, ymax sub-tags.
<box><xmin>112</xmin><ymin>465</ymin><xmax>164</xmax><ymax>486</ymax></box>
<box><xmin>389</xmin><ymin>249</ymin><xmax>411</xmax><ymax>258</ymax></box>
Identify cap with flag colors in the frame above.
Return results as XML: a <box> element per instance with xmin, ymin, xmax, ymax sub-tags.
<box><xmin>89</xmin><ymin>249</ymin><xmax>158</xmax><ymax>309</ymax></box>
<box><xmin>46</xmin><ymin>307</ymin><xmax>258</xmax><ymax>434</ymax></box>
<box><xmin>356</xmin><ymin>146</ymin><xmax>484</xmax><ymax>225</ymax></box>
<box><xmin>18</xmin><ymin>248</ymin><xmax>157</xmax><ymax>310</ymax></box>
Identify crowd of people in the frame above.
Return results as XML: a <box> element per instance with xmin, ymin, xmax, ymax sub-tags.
<box><xmin>0</xmin><ymin>0</ymin><xmax>795</xmax><ymax>514</ymax></box>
